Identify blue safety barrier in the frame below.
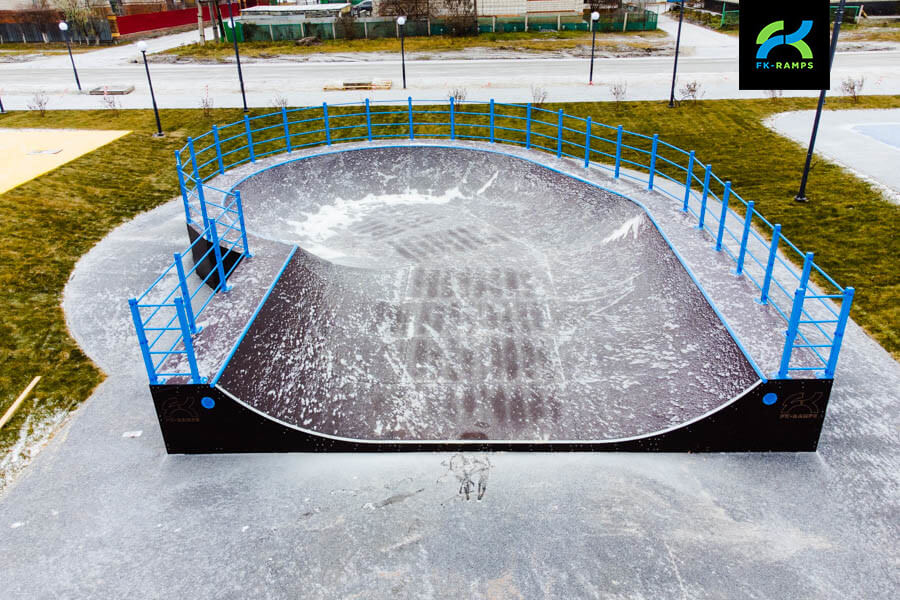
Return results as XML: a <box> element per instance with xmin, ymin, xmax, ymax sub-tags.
<box><xmin>132</xmin><ymin>98</ymin><xmax>855</xmax><ymax>386</ymax></box>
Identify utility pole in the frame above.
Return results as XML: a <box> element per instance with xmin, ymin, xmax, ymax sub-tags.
<box><xmin>795</xmin><ymin>0</ymin><xmax>846</xmax><ymax>202</ymax></box>
<box><xmin>668</xmin><ymin>0</ymin><xmax>685</xmax><ymax>108</ymax></box>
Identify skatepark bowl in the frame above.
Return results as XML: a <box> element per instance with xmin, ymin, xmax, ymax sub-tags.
<box><xmin>128</xmin><ymin>99</ymin><xmax>855</xmax><ymax>453</ymax></box>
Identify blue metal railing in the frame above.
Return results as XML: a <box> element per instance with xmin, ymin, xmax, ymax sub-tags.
<box><xmin>132</xmin><ymin>98</ymin><xmax>855</xmax><ymax>385</ymax></box>
<box><xmin>129</xmin><ymin>182</ymin><xmax>250</xmax><ymax>384</ymax></box>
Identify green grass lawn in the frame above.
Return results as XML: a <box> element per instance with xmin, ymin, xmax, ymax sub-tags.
<box><xmin>1</xmin><ymin>95</ymin><xmax>898</xmax><ymax>460</ymax></box>
<box><xmin>163</xmin><ymin>29</ymin><xmax>668</xmax><ymax>60</ymax></box>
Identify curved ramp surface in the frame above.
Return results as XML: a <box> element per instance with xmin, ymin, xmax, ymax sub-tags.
<box><xmin>214</xmin><ymin>147</ymin><xmax>759</xmax><ymax>442</ymax></box>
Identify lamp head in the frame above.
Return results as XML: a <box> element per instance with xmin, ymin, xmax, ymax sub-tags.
<box><xmin>137</xmin><ymin>41</ymin><xmax>148</xmax><ymax>52</ymax></box>
<box><xmin>591</xmin><ymin>11</ymin><xmax>600</xmax><ymax>21</ymax></box>
<box><xmin>58</xmin><ymin>21</ymin><xmax>68</xmax><ymax>31</ymax></box>
<box><xmin>396</xmin><ymin>15</ymin><xmax>407</xmax><ymax>26</ymax></box>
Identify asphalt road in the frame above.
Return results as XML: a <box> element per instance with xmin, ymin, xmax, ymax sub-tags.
<box><xmin>3</xmin><ymin>44</ymin><xmax>899</xmax><ymax>108</ymax></box>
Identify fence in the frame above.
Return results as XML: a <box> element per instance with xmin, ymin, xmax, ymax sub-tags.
<box><xmin>116</xmin><ymin>2</ymin><xmax>241</xmax><ymax>36</ymax></box>
<box><xmin>225</xmin><ymin>9</ymin><xmax>657</xmax><ymax>42</ymax></box>
<box><xmin>132</xmin><ymin>99</ymin><xmax>854</xmax><ymax>386</ymax></box>
<box><xmin>0</xmin><ymin>18</ymin><xmax>111</xmax><ymax>44</ymax></box>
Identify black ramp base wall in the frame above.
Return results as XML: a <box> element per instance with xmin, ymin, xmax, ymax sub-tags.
<box><xmin>149</xmin><ymin>377</ymin><xmax>833</xmax><ymax>453</ymax></box>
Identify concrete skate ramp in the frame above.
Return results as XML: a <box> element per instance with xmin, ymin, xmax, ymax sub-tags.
<box><xmin>217</xmin><ymin>147</ymin><xmax>758</xmax><ymax>441</ymax></box>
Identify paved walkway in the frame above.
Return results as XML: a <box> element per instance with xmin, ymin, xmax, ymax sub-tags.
<box><xmin>767</xmin><ymin>108</ymin><xmax>900</xmax><ymax>204</ymax></box>
<box><xmin>1</xmin><ymin>140</ymin><xmax>898</xmax><ymax>599</ymax></box>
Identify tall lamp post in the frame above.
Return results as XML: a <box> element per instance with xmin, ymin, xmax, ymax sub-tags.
<box><xmin>227</xmin><ymin>3</ymin><xmax>249</xmax><ymax>113</ymax></box>
<box><xmin>0</xmin><ymin>92</ymin><xmax>5</xmax><ymax>114</ymax></box>
<box><xmin>137</xmin><ymin>41</ymin><xmax>163</xmax><ymax>137</ymax></box>
<box><xmin>668</xmin><ymin>0</ymin><xmax>684</xmax><ymax>108</ymax></box>
<box><xmin>58</xmin><ymin>22</ymin><xmax>81</xmax><ymax>92</ymax></box>
<box><xmin>795</xmin><ymin>0</ymin><xmax>846</xmax><ymax>203</ymax></box>
<box><xmin>397</xmin><ymin>15</ymin><xmax>407</xmax><ymax>90</ymax></box>
<box><xmin>589</xmin><ymin>11</ymin><xmax>599</xmax><ymax>85</ymax></box>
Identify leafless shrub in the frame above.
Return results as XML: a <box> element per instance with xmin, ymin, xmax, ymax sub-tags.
<box><xmin>99</xmin><ymin>87</ymin><xmax>120</xmax><ymax>114</ymax></box>
<box><xmin>448</xmin><ymin>87</ymin><xmax>467</xmax><ymax>104</ymax></box>
<box><xmin>27</xmin><ymin>91</ymin><xmax>48</xmax><ymax>116</ymax></box>
<box><xmin>765</xmin><ymin>89</ymin><xmax>783</xmax><ymax>102</ymax></box>
<box><xmin>840</xmin><ymin>76</ymin><xmax>864</xmax><ymax>103</ymax></box>
<box><xmin>679</xmin><ymin>79</ymin><xmax>705</xmax><ymax>103</ymax></box>
<box><xmin>531</xmin><ymin>84</ymin><xmax>548</xmax><ymax>108</ymax></box>
<box><xmin>200</xmin><ymin>85</ymin><xmax>214</xmax><ymax>118</ymax></box>
<box><xmin>270</xmin><ymin>94</ymin><xmax>288</xmax><ymax>110</ymax></box>
<box><xmin>609</xmin><ymin>80</ymin><xmax>627</xmax><ymax>108</ymax></box>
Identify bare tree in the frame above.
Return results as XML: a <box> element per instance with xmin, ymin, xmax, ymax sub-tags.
<box><xmin>531</xmin><ymin>84</ymin><xmax>548</xmax><ymax>107</ymax></box>
<box><xmin>840</xmin><ymin>76</ymin><xmax>865</xmax><ymax>103</ymax></box>
<box><xmin>28</xmin><ymin>91</ymin><xmax>49</xmax><ymax>116</ymax></box>
<box><xmin>440</xmin><ymin>0</ymin><xmax>476</xmax><ymax>37</ymax></box>
<box><xmin>99</xmin><ymin>87</ymin><xmax>121</xmax><ymax>114</ymax></box>
<box><xmin>765</xmin><ymin>89</ymin><xmax>783</xmax><ymax>102</ymax></box>
<box><xmin>679</xmin><ymin>80</ymin><xmax>705</xmax><ymax>103</ymax></box>
<box><xmin>448</xmin><ymin>87</ymin><xmax>467</xmax><ymax>103</ymax></box>
<box><xmin>200</xmin><ymin>85</ymin><xmax>214</xmax><ymax>118</ymax></box>
<box><xmin>609</xmin><ymin>80</ymin><xmax>627</xmax><ymax>108</ymax></box>
<box><xmin>270</xmin><ymin>94</ymin><xmax>289</xmax><ymax>110</ymax></box>
<box><xmin>378</xmin><ymin>0</ymin><xmax>430</xmax><ymax>19</ymax></box>
<box><xmin>54</xmin><ymin>0</ymin><xmax>106</xmax><ymax>45</ymax></box>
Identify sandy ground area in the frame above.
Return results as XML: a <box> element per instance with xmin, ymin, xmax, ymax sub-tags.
<box><xmin>0</xmin><ymin>128</ymin><xmax>130</xmax><ymax>194</ymax></box>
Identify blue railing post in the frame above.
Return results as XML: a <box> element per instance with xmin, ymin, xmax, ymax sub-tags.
<box><xmin>408</xmin><ymin>96</ymin><xmax>414</xmax><ymax>140</ymax></box>
<box><xmin>778</xmin><ymin>285</ymin><xmax>807</xmax><ymax>379</ymax></box>
<box><xmin>614</xmin><ymin>125</ymin><xmax>623</xmax><ymax>178</ymax></box>
<box><xmin>243</xmin><ymin>114</ymin><xmax>255</xmax><ymax>163</ymax></box>
<box><xmin>174</xmin><ymin>297</ymin><xmax>202</xmax><ymax>384</ymax></box>
<box><xmin>489</xmin><ymin>99</ymin><xmax>495</xmax><ymax>143</ymax></box>
<box><xmin>823</xmin><ymin>287</ymin><xmax>855</xmax><ymax>378</ymax></box>
<box><xmin>682</xmin><ymin>150</ymin><xmax>695</xmax><ymax>212</ymax></box>
<box><xmin>759</xmin><ymin>224</ymin><xmax>782</xmax><ymax>305</ymax></box>
<box><xmin>449</xmin><ymin>97</ymin><xmax>456</xmax><ymax>140</ymax></box>
<box><xmin>778</xmin><ymin>252</ymin><xmax>815</xmax><ymax>379</ymax></box>
<box><xmin>698</xmin><ymin>164</ymin><xmax>712</xmax><ymax>230</ymax></box>
<box><xmin>647</xmin><ymin>134</ymin><xmax>659</xmax><ymax>190</ymax></box>
<box><xmin>715</xmin><ymin>181</ymin><xmax>731</xmax><ymax>251</ymax></box>
<box><xmin>173</xmin><ymin>251</ymin><xmax>199</xmax><ymax>334</ymax></box>
<box><xmin>234</xmin><ymin>190</ymin><xmax>252</xmax><ymax>258</ymax></box>
<box><xmin>584</xmin><ymin>117</ymin><xmax>591</xmax><ymax>168</ymax></box>
<box><xmin>556</xmin><ymin>109</ymin><xmax>563</xmax><ymax>158</ymax></box>
<box><xmin>365</xmin><ymin>99</ymin><xmax>373</xmax><ymax>141</ymax></box>
<box><xmin>323</xmin><ymin>102</ymin><xmax>331</xmax><ymax>145</ymax></box>
<box><xmin>525</xmin><ymin>104</ymin><xmax>532</xmax><ymax>149</ymax></box>
<box><xmin>212</xmin><ymin>125</ymin><xmax>225</xmax><ymax>174</ymax></box>
<box><xmin>128</xmin><ymin>298</ymin><xmax>158</xmax><ymax>385</ymax></box>
<box><xmin>175</xmin><ymin>151</ymin><xmax>192</xmax><ymax>225</ymax></box>
<box><xmin>208</xmin><ymin>221</ymin><xmax>231</xmax><ymax>293</ymax></box>
<box><xmin>735</xmin><ymin>201</ymin><xmax>755</xmax><ymax>276</ymax></box>
<box><xmin>281</xmin><ymin>106</ymin><xmax>293</xmax><ymax>153</ymax></box>
<box><xmin>188</xmin><ymin>137</ymin><xmax>208</xmax><ymax>230</ymax></box>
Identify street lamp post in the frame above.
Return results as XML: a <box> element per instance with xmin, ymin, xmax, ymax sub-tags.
<box><xmin>0</xmin><ymin>93</ymin><xmax>5</xmax><ymax>114</ymax></box>
<box><xmin>397</xmin><ymin>15</ymin><xmax>407</xmax><ymax>90</ymax></box>
<box><xmin>589</xmin><ymin>11</ymin><xmax>599</xmax><ymax>85</ymax></box>
<box><xmin>137</xmin><ymin>41</ymin><xmax>164</xmax><ymax>137</ymax></box>
<box><xmin>668</xmin><ymin>0</ymin><xmax>685</xmax><ymax>108</ymax></box>
<box><xmin>795</xmin><ymin>0</ymin><xmax>847</xmax><ymax>202</ymax></box>
<box><xmin>58</xmin><ymin>22</ymin><xmax>81</xmax><ymax>92</ymax></box>
<box><xmin>227</xmin><ymin>3</ymin><xmax>249</xmax><ymax>113</ymax></box>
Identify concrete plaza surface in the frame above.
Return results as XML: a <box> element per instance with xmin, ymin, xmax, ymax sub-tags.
<box><xmin>767</xmin><ymin>108</ymin><xmax>900</xmax><ymax>204</ymax></box>
<box><xmin>1</xmin><ymin>139</ymin><xmax>898</xmax><ymax>599</ymax></box>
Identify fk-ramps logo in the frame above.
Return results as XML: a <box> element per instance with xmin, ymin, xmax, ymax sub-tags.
<box><xmin>739</xmin><ymin>1</ymin><xmax>830</xmax><ymax>90</ymax></box>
